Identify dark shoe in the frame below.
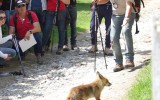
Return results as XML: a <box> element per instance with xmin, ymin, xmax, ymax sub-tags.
<box><xmin>20</xmin><ymin>56</ymin><xmax>25</xmax><ymax>61</ymax></box>
<box><xmin>104</xmin><ymin>48</ymin><xmax>113</xmax><ymax>56</ymax></box>
<box><xmin>88</xmin><ymin>45</ymin><xmax>98</xmax><ymax>53</ymax></box>
<box><xmin>125</xmin><ymin>60</ymin><xmax>135</xmax><ymax>68</ymax></box>
<box><xmin>0</xmin><ymin>62</ymin><xmax>10</xmax><ymax>68</ymax></box>
<box><xmin>63</xmin><ymin>45</ymin><xmax>69</xmax><ymax>51</ymax></box>
<box><xmin>41</xmin><ymin>48</ymin><xmax>45</xmax><ymax>56</ymax></box>
<box><xmin>36</xmin><ymin>54</ymin><xmax>43</xmax><ymax>65</ymax></box>
<box><xmin>113</xmin><ymin>64</ymin><xmax>124</xmax><ymax>72</ymax></box>
<box><xmin>71</xmin><ymin>44</ymin><xmax>79</xmax><ymax>50</ymax></box>
<box><xmin>56</xmin><ymin>48</ymin><xmax>63</xmax><ymax>55</ymax></box>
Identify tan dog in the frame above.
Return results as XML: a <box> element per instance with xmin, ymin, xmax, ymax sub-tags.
<box><xmin>66</xmin><ymin>71</ymin><xmax>111</xmax><ymax>100</ymax></box>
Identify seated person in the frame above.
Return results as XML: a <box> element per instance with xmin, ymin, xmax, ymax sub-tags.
<box><xmin>9</xmin><ymin>0</ymin><xmax>43</xmax><ymax>65</ymax></box>
<box><xmin>0</xmin><ymin>10</ymin><xmax>16</xmax><ymax>67</ymax></box>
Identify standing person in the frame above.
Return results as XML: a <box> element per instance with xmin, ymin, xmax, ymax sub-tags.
<box><xmin>42</xmin><ymin>0</ymin><xmax>70</xmax><ymax>55</ymax></box>
<box><xmin>88</xmin><ymin>0</ymin><xmax>113</xmax><ymax>56</ymax></box>
<box><xmin>63</xmin><ymin>0</ymin><xmax>77</xmax><ymax>51</ymax></box>
<box><xmin>0</xmin><ymin>0</ymin><xmax>16</xmax><ymax>28</ymax></box>
<box><xmin>0</xmin><ymin>10</ymin><xmax>16</xmax><ymax>67</ymax></box>
<box><xmin>110</xmin><ymin>0</ymin><xmax>135</xmax><ymax>72</ymax></box>
<box><xmin>9</xmin><ymin>0</ymin><xmax>43</xmax><ymax>64</ymax></box>
<box><xmin>27</xmin><ymin>0</ymin><xmax>47</xmax><ymax>33</ymax></box>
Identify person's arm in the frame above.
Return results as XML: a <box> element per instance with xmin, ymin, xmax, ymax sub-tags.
<box><xmin>125</xmin><ymin>1</ymin><xmax>132</xmax><ymax>18</ymax></box>
<box><xmin>61</xmin><ymin>0</ymin><xmax>70</xmax><ymax>5</ymax></box>
<box><xmin>122</xmin><ymin>1</ymin><xmax>133</xmax><ymax>26</ymax></box>
<box><xmin>0</xmin><ymin>27</ymin><xmax>12</xmax><ymax>44</ymax></box>
<box><xmin>24</xmin><ymin>21</ymin><xmax>41</xmax><ymax>40</ymax></box>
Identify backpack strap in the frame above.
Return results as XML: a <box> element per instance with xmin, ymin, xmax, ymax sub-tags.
<box><xmin>140</xmin><ymin>0</ymin><xmax>145</xmax><ymax>8</ymax></box>
<box><xmin>28</xmin><ymin>11</ymin><xmax>33</xmax><ymax>24</ymax></box>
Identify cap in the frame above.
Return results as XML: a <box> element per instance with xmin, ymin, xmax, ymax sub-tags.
<box><xmin>16</xmin><ymin>0</ymin><xmax>26</xmax><ymax>7</ymax></box>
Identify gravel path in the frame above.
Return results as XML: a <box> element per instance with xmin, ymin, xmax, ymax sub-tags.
<box><xmin>0</xmin><ymin>0</ymin><xmax>158</xmax><ymax>100</ymax></box>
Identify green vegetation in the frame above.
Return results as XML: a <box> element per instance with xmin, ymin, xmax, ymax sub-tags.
<box><xmin>127</xmin><ymin>61</ymin><xmax>152</xmax><ymax>100</ymax></box>
<box><xmin>52</xmin><ymin>0</ymin><xmax>91</xmax><ymax>43</ymax></box>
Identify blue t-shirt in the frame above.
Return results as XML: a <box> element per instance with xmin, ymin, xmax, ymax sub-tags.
<box><xmin>31</xmin><ymin>0</ymin><xmax>42</xmax><ymax>9</ymax></box>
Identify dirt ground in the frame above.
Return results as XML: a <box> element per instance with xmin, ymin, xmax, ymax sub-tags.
<box><xmin>0</xmin><ymin>0</ymin><xmax>159</xmax><ymax>100</ymax></box>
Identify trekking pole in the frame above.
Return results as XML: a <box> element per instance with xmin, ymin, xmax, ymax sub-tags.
<box><xmin>9</xmin><ymin>0</ymin><xmax>12</xmax><ymax>12</ymax></box>
<box><xmin>94</xmin><ymin>3</ymin><xmax>98</xmax><ymax>73</ymax></box>
<box><xmin>94</xmin><ymin>4</ymin><xmax>107</xmax><ymax>70</ymax></box>
<box><xmin>12</xmin><ymin>36</ymin><xmax>26</xmax><ymax>76</ymax></box>
<box><xmin>96</xmin><ymin>13</ymin><xmax>108</xmax><ymax>69</ymax></box>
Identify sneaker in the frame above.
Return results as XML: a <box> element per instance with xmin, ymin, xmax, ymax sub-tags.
<box><xmin>36</xmin><ymin>54</ymin><xmax>43</xmax><ymax>65</ymax></box>
<box><xmin>88</xmin><ymin>45</ymin><xmax>98</xmax><ymax>53</ymax></box>
<box><xmin>56</xmin><ymin>48</ymin><xmax>63</xmax><ymax>55</ymax></box>
<box><xmin>113</xmin><ymin>64</ymin><xmax>124</xmax><ymax>72</ymax></box>
<box><xmin>125</xmin><ymin>60</ymin><xmax>135</xmax><ymax>68</ymax></box>
<box><xmin>63</xmin><ymin>45</ymin><xmax>69</xmax><ymax>51</ymax></box>
<box><xmin>104</xmin><ymin>48</ymin><xmax>113</xmax><ymax>56</ymax></box>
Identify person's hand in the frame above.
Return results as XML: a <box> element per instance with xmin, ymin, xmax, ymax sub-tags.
<box><xmin>11</xmin><ymin>34</ymin><xmax>15</xmax><ymax>39</ymax></box>
<box><xmin>121</xmin><ymin>17</ymin><xmax>129</xmax><ymax>27</ymax></box>
<box><xmin>24</xmin><ymin>31</ymin><xmax>31</xmax><ymax>40</ymax></box>
<box><xmin>5</xmin><ymin>54</ymin><xmax>12</xmax><ymax>61</ymax></box>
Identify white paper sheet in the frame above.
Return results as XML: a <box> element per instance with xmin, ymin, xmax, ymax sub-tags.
<box><xmin>19</xmin><ymin>34</ymin><xmax>37</xmax><ymax>52</ymax></box>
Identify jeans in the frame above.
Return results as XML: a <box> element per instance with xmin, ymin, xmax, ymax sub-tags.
<box><xmin>0</xmin><ymin>41</ymin><xmax>16</xmax><ymax>65</ymax></box>
<box><xmin>42</xmin><ymin>10</ymin><xmax>66</xmax><ymax>49</ymax></box>
<box><xmin>5</xmin><ymin>10</ymin><xmax>16</xmax><ymax>28</ymax></box>
<box><xmin>64</xmin><ymin>5</ymin><xmax>77</xmax><ymax>46</ymax></box>
<box><xmin>90</xmin><ymin>2</ymin><xmax>112</xmax><ymax>48</ymax></box>
<box><xmin>110</xmin><ymin>13</ymin><xmax>135</xmax><ymax>64</ymax></box>
<box><xmin>17</xmin><ymin>32</ymin><xmax>42</xmax><ymax>58</ymax></box>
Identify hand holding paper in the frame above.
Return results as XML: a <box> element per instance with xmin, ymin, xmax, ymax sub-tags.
<box><xmin>19</xmin><ymin>34</ymin><xmax>37</xmax><ymax>52</ymax></box>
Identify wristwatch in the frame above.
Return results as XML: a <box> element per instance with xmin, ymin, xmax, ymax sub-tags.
<box><xmin>28</xmin><ymin>30</ymin><xmax>32</xmax><ymax>34</ymax></box>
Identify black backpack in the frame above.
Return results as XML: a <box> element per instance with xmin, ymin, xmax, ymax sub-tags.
<box><xmin>132</xmin><ymin>0</ymin><xmax>145</xmax><ymax>34</ymax></box>
<box><xmin>13</xmin><ymin>11</ymin><xmax>33</xmax><ymax>35</ymax></box>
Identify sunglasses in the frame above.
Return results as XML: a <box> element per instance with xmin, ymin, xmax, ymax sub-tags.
<box><xmin>17</xmin><ymin>4</ymin><xmax>26</xmax><ymax>8</ymax></box>
<box><xmin>0</xmin><ymin>16</ymin><xmax>6</xmax><ymax>21</ymax></box>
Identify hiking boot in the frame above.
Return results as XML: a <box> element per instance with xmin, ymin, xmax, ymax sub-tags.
<box><xmin>113</xmin><ymin>64</ymin><xmax>124</xmax><ymax>72</ymax></box>
<box><xmin>125</xmin><ymin>60</ymin><xmax>135</xmax><ymax>68</ymax></box>
<box><xmin>88</xmin><ymin>45</ymin><xmax>98</xmax><ymax>53</ymax></box>
<box><xmin>63</xmin><ymin>45</ymin><xmax>69</xmax><ymax>51</ymax></box>
<box><xmin>104</xmin><ymin>48</ymin><xmax>113</xmax><ymax>56</ymax></box>
<box><xmin>36</xmin><ymin>54</ymin><xmax>43</xmax><ymax>65</ymax></box>
<box><xmin>56</xmin><ymin>48</ymin><xmax>63</xmax><ymax>55</ymax></box>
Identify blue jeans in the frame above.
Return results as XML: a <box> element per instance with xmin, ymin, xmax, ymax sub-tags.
<box><xmin>5</xmin><ymin>10</ymin><xmax>16</xmax><ymax>28</ymax></box>
<box><xmin>42</xmin><ymin>10</ymin><xmax>66</xmax><ymax>49</ymax></box>
<box><xmin>0</xmin><ymin>41</ymin><xmax>16</xmax><ymax>65</ymax></box>
<box><xmin>64</xmin><ymin>5</ymin><xmax>77</xmax><ymax>46</ymax></box>
<box><xmin>110</xmin><ymin>13</ymin><xmax>135</xmax><ymax>64</ymax></box>
<box><xmin>17</xmin><ymin>33</ymin><xmax>42</xmax><ymax>58</ymax></box>
<box><xmin>90</xmin><ymin>2</ymin><xmax>112</xmax><ymax>48</ymax></box>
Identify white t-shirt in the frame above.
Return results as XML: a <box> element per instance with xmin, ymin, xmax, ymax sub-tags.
<box><xmin>0</xmin><ymin>26</ymin><xmax>12</xmax><ymax>59</ymax></box>
<box><xmin>110</xmin><ymin>0</ymin><xmax>135</xmax><ymax>15</ymax></box>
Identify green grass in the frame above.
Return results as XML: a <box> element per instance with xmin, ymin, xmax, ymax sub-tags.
<box><xmin>51</xmin><ymin>0</ymin><xmax>91</xmax><ymax>43</ymax></box>
<box><xmin>127</xmin><ymin>61</ymin><xmax>152</xmax><ymax>100</ymax></box>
